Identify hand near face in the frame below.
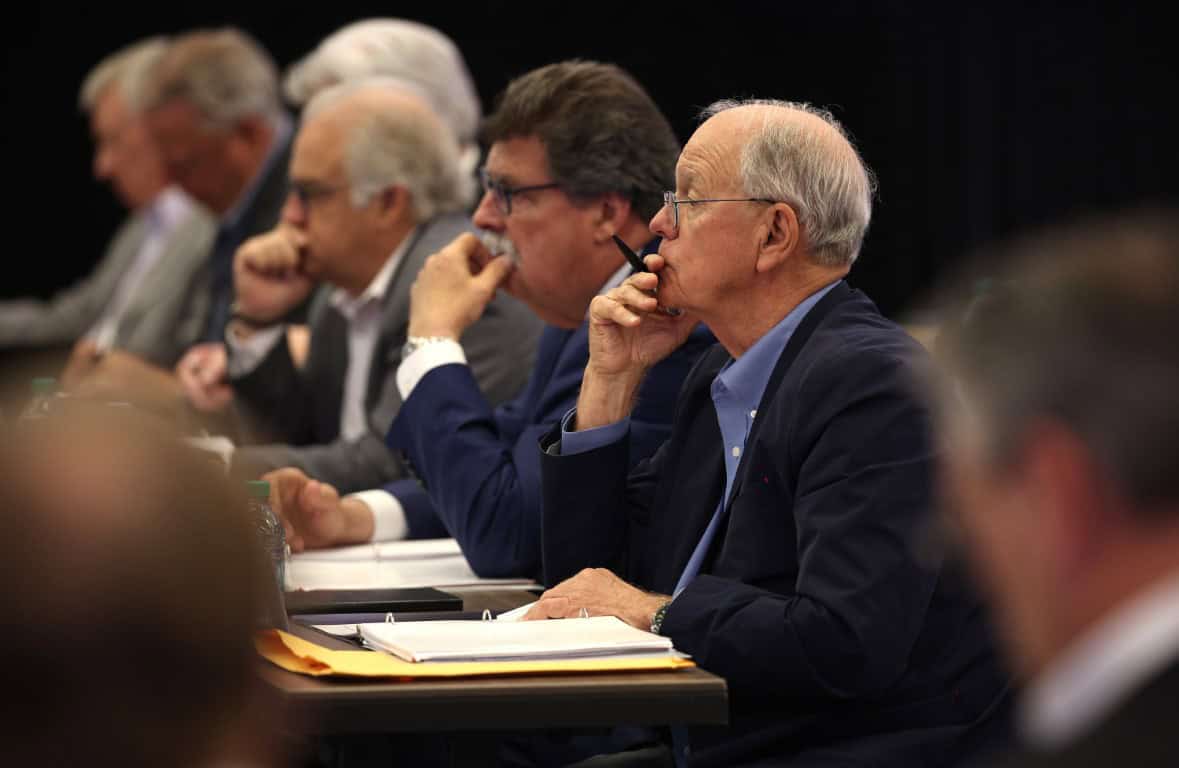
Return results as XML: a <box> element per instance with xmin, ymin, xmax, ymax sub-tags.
<box><xmin>574</xmin><ymin>254</ymin><xmax>698</xmax><ymax>429</ymax></box>
<box><xmin>586</xmin><ymin>257</ymin><xmax>698</xmax><ymax>377</ymax></box>
<box><xmin>522</xmin><ymin>567</ymin><xmax>669</xmax><ymax>631</ymax></box>
<box><xmin>234</xmin><ymin>225</ymin><xmax>315</xmax><ymax>323</ymax></box>
<box><xmin>407</xmin><ymin>233</ymin><xmax>515</xmax><ymax>340</ymax></box>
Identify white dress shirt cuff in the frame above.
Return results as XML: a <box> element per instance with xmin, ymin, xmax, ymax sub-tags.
<box><xmin>396</xmin><ymin>338</ymin><xmax>467</xmax><ymax>400</ymax></box>
<box><xmin>349</xmin><ymin>490</ymin><xmax>409</xmax><ymax>542</ymax></box>
<box><xmin>225</xmin><ymin>324</ymin><xmax>284</xmax><ymax>377</ymax></box>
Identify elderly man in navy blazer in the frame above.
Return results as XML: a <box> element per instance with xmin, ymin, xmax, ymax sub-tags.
<box><xmin>526</xmin><ymin>100</ymin><xmax>1009</xmax><ymax>766</ymax></box>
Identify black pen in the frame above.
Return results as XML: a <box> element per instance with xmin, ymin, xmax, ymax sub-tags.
<box><xmin>610</xmin><ymin>235</ymin><xmax>681</xmax><ymax>316</ymax></box>
<box><xmin>611</xmin><ymin>234</ymin><xmax>649</xmax><ymax>272</ymax></box>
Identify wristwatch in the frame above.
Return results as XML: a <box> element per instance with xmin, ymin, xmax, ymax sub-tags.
<box><xmin>401</xmin><ymin>335</ymin><xmax>456</xmax><ymax>360</ymax></box>
<box><xmin>650</xmin><ymin>600</ymin><xmax>672</xmax><ymax>635</ymax></box>
<box><xmin>229</xmin><ymin>301</ymin><xmax>278</xmax><ymax>330</ymax></box>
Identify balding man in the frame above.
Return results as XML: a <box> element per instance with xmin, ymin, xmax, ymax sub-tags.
<box><xmin>194</xmin><ymin>82</ymin><xmax>536</xmax><ymax>493</ymax></box>
<box><xmin>529</xmin><ymin>100</ymin><xmax>1009</xmax><ymax>765</ymax></box>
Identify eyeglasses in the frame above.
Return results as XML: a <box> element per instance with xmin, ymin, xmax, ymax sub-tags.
<box><xmin>661</xmin><ymin>191</ymin><xmax>778</xmax><ymax>233</ymax></box>
<box><xmin>479</xmin><ymin>168</ymin><xmax>562</xmax><ymax>216</ymax></box>
<box><xmin>290</xmin><ymin>180</ymin><xmax>347</xmax><ymax>208</ymax></box>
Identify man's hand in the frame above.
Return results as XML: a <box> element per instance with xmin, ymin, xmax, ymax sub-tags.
<box><xmin>61</xmin><ymin>338</ymin><xmax>103</xmax><ymax>389</ymax></box>
<box><xmin>263</xmin><ymin>467</ymin><xmax>374</xmax><ymax>552</ymax></box>
<box><xmin>407</xmin><ymin>233</ymin><xmax>515</xmax><ymax>339</ymax></box>
<box><xmin>176</xmin><ymin>342</ymin><xmax>233</xmax><ymax>413</ymax></box>
<box><xmin>234</xmin><ymin>226</ymin><xmax>315</xmax><ymax>324</ymax></box>
<box><xmin>576</xmin><ymin>254</ymin><xmax>698</xmax><ymax>429</ymax></box>
<box><xmin>69</xmin><ymin>350</ymin><xmax>183</xmax><ymax>407</ymax></box>
<box><xmin>522</xmin><ymin>567</ymin><xmax>669</xmax><ymax>630</ymax></box>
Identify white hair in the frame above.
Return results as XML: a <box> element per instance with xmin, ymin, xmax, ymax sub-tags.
<box><xmin>702</xmin><ymin>99</ymin><xmax>876</xmax><ymax>267</ymax></box>
<box><xmin>142</xmin><ymin>28</ymin><xmax>281</xmax><ymax>128</ymax></box>
<box><xmin>284</xmin><ymin>19</ymin><xmax>481</xmax><ymax>161</ymax></box>
<box><xmin>79</xmin><ymin>37</ymin><xmax>169</xmax><ymax>114</ymax></box>
<box><xmin>304</xmin><ymin>79</ymin><xmax>468</xmax><ymax>222</ymax></box>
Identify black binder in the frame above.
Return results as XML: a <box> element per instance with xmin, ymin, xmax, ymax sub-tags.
<box><xmin>283</xmin><ymin>586</ymin><xmax>462</xmax><ymax>615</ymax></box>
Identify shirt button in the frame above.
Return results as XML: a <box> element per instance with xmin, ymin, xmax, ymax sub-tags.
<box><xmin>732</xmin><ymin>446</ymin><xmax>741</xmax><ymax>458</ymax></box>
<box><xmin>749</xmin><ymin>409</ymin><xmax>757</xmax><ymax>419</ymax></box>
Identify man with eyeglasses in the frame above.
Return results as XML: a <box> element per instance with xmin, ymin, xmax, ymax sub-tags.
<box><xmin>269</xmin><ymin>61</ymin><xmax>713</xmax><ymax>594</ymax></box>
<box><xmin>182</xmin><ymin>82</ymin><xmax>538</xmax><ymax>493</ymax></box>
<box><xmin>526</xmin><ymin>100</ymin><xmax>1010</xmax><ymax>765</ymax></box>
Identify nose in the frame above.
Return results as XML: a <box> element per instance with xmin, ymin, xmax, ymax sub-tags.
<box><xmin>93</xmin><ymin>146</ymin><xmax>113</xmax><ymax>181</ymax></box>
<box><xmin>472</xmin><ymin>189</ymin><xmax>505</xmax><ymax>232</ymax></box>
<box><xmin>649</xmin><ymin>202</ymin><xmax>676</xmax><ymax>241</ymax></box>
<box><xmin>282</xmin><ymin>192</ymin><xmax>306</xmax><ymax>226</ymax></box>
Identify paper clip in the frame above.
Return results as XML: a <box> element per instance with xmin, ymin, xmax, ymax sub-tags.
<box><xmin>578</xmin><ymin>607</ymin><xmax>589</xmax><ymax>619</ymax></box>
<box><xmin>385</xmin><ymin>612</ymin><xmax>395</xmax><ymax>624</ymax></box>
<box><xmin>482</xmin><ymin>609</ymin><xmax>492</xmax><ymax>621</ymax></box>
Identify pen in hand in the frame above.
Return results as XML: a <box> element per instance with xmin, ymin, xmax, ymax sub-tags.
<box><xmin>610</xmin><ymin>235</ymin><xmax>681</xmax><ymax>317</ymax></box>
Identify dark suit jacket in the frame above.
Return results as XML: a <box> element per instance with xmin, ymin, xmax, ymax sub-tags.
<box><xmin>541</xmin><ymin>282</ymin><xmax>1009</xmax><ymax>767</ymax></box>
<box><xmin>181</xmin><ymin>123</ymin><xmax>296</xmax><ymax>345</ymax></box>
<box><xmin>993</xmin><ymin>658</ymin><xmax>1179</xmax><ymax>768</ymax></box>
<box><xmin>384</xmin><ymin>322</ymin><xmax>715</xmax><ymax>580</ymax></box>
<box><xmin>231</xmin><ymin>213</ymin><xmax>540</xmax><ymax>493</ymax></box>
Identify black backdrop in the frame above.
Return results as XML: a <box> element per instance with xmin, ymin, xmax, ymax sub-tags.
<box><xmin>4</xmin><ymin>1</ymin><xmax>1175</xmax><ymax>318</ymax></box>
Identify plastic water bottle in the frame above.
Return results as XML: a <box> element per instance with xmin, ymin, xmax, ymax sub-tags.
<box><xmin>20</xmin><ymin>378</ymin><xmax>58</xmax><ymax>420</ymax></box>
<box><xmin>246</xmin><ymin>480</ymin><xmax>288</xmax><ymax>595</ymax></box>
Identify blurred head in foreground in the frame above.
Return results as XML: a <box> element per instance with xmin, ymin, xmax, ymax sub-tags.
<box><xmin>0</xmin><ymin>403</ymin><xmax>276</xmax><ymax>766</ymax></box>
<box><xmin>935</xmin><ymin>208</ymin><xmax>1179</xmax><ymax>682</ymax></box>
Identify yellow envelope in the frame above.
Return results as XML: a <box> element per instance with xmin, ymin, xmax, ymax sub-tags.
<box><xmin>257</xmin><ymin>629</ymin><xmax>696</xmax><ymax>679</ymax></box>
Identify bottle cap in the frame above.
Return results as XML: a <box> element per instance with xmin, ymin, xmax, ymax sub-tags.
<box><xmin>246</xmin><ymin>480</ymin><xmax>271</xmax><ymax>499</ymax></box>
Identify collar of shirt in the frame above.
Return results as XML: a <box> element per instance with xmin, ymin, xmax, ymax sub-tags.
<box><xmin>330</xmin><ymin>227</ymin><xmax>417</xmax><ymax>321</ymax></box>
<box><xmin>1022</xmin><ymin>571</ymin><xmax>1179</xmax><ymax>750</ymax></box>
<box><xmin>148</xmin><ymin>185</ymin><xmax>196</xmax><ymax>232</ymax></box>
<box><xmin>712</xmin><ymin>279</ymin><xmax>841</xmax><ymax>416</ymax></box>
<box><xmin>220</xmin><ymin>113</ymin><xmax>294</xmax><ymax>231</ymax></box>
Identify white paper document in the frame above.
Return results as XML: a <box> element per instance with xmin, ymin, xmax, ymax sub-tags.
<box><xmin>357</xmin><ymin>615</ymin><xmax>675</xmax><ymax>662</ymax></box>
<box><xmin>289</xmin><ymin>538</ymin><xmax>463</xmax><ymax>563</ymax></box>
<box><xmin>285</xmin><ymin>552</ymin><xmax>533</xmax><ymax>590</ymax></box>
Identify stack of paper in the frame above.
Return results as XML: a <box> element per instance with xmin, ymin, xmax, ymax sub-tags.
<box><xmin>358</xmin><ymin>616</ymin><xmax>675</xmax><ymax>663</ymax></box>
<box><xmin>284</xmin><ymin>538</ymin><xmax>534</xmax><ymax>590</ymax></box>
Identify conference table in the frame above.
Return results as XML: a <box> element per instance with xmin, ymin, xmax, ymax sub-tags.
<box><xmin>259</xmin><ymin>586</ymin><xmax>729</xmax><ymax>741</ymax></box>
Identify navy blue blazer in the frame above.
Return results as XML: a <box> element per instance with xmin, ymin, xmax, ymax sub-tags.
<box><xmin>385</xmin><ymin>321</ymin><xmax>714</xmax><ymax>580</ymax></box>
<box><xmin>540</xmin><ymin>283</ymin><xmax>1009</xmax><ymax>767</ymax></box>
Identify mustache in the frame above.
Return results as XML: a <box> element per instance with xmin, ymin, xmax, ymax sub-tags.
<box><xmin>476</xmin><ymin>230</ymin><xmax>520</xmax><ymax>264</ymax></box>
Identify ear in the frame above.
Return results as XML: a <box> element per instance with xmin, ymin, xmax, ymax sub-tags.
<box><xmin>233</xmin><ymin>116</ymin><xmax>271</xmax><ymax>150</ymax></box>
<box><xmin>754</xmin><ymin>202</ymin><xmax>800</xmax><ymax>274</ymax></box>
<box><xmin>374</xmin><ymin>186</ymin><xmax>411</xmax><ymax>225</ymax></box>
<box><xmin>1022</xmin><ymin>422</ymin><xmax>1110</xmax><ymax>583</ymax></box>
<box><xmin>590</xmin><ymin>193</ymin><xmax>634</xmax><ymax>243</ymax></box>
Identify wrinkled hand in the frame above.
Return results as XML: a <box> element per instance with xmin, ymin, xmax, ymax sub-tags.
<box><xmin>176</xmin><ymin>342</ymin><xmax>232</xmax><ymax>413</ymax></box>
<box><xmin>523</xmin><ymin>568</ymin><xmax>668</xmax><ymax>630</ymax></box>
<box><xmin>575</xmin><ymin>255</ymin><xmax>698</xmax><ymax>429</ymax></box>
<box><xmin>586</xmin><ymin>255</ymin><xmax>698</xmax><ymax>378</ymax></box>
<box><xmin>234</xmin><ymin>226</ymin><xmax>314</xmax><ymax>323</ymax></box>
<box><xmin>264</xmin><ymin>467</ymin><xmax>362</xmax><ymax>553</ymax></box>
<box><xmin>407</xmin><ymin>233</ymin><xmax>515</xmax><ymax>339</ymax></box>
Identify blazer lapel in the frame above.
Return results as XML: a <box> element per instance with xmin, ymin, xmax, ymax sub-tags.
<box><xmin>700</xmin><ymin>282</ymin><xmax>852</xmax><ymax>569</ymax></box>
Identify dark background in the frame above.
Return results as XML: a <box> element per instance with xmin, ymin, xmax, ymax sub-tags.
<box><xmin>4</xmin><ymin>1</ymin><xmax>1175</xmax><ymax>319</ymax></box>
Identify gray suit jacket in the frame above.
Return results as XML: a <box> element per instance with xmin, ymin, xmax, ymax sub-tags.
<box><xmin>0</xmin><ymin>204</ymin><xmax>216</xmax><ymax>367</ymax></box>
<box><xmin>230</xmin><ymin>212</ymin><xmax>541</xmax><ymax>493</ymax></box>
